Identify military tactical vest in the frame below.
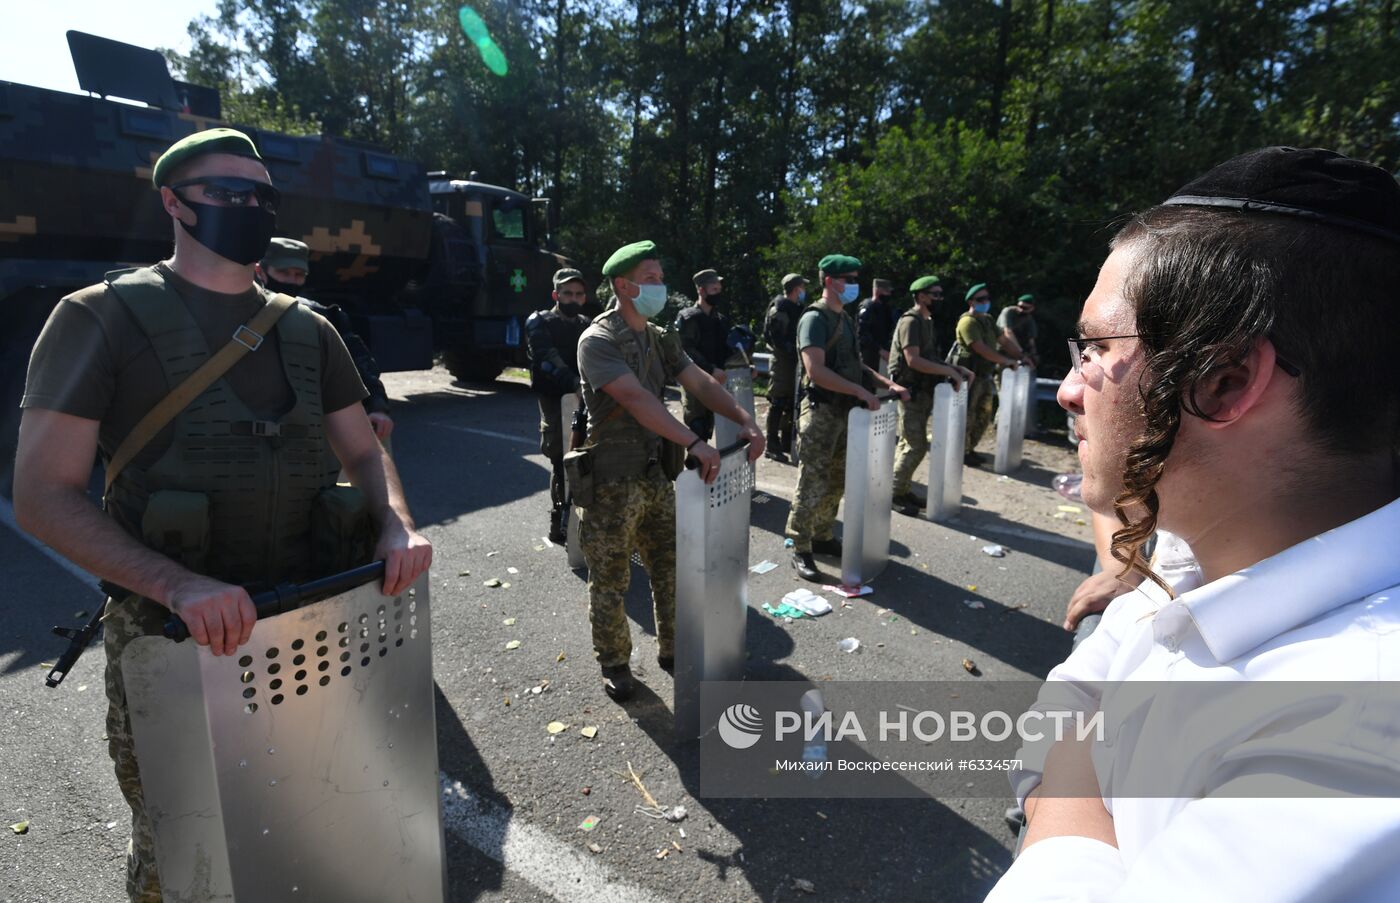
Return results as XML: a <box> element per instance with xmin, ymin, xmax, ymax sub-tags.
<box><xmin>955</xmin><ymin>311</ymin><xmax>1000</xmax><ymax>379</ymax></box>
<box><xmin>103</xmin><ymin>267</ymin><xmax>341</xmax><ymax>587</ymax></box>
<box><xmin>527</xmin><ymin>306</ymin><xmax>590</xmax><ymax>396</ymax></box>
<box><xmin>579</xmin><ymin>309</ymin><xmax>670</xmax><ymax>482</ymax></box>
<box><xmin>797</xmin><ymin>301</ymin><xmax>862</xmax><ymax>404</ymax></box>
<box><xmin>889</xmin><ymin>310</ymin><xmax>939</xmax><ymax>393</ymax></box>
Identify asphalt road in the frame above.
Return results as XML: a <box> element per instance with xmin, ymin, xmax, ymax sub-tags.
<box><xmin>0</xmin><ymin>366</ymin><xmax>1093</xmax><ymax>903</ymax></box>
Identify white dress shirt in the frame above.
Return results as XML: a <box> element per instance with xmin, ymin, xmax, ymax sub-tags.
<box><xmin>988</xmin><ymin>499</ymin><xmax>1400</xmax><ymax>903</ymax></box>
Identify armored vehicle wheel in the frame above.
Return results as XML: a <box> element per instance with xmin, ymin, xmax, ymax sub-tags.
<box><xmin>444</xmin><ymin>349</ymin><xmax>505</xmax><ymax>384</ymax></box>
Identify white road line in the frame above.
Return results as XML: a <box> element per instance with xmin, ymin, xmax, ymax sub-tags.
<box><xmin>440</xmin><ymin>776</ymin><xmax>668</xmax><ymax>903</ymax></box>
<box><xmin>430</xmin><ymin>422</ymin><xmax>538</xmax><ymax>447</ymax></box>
<box><xmin>0</xmin><ymin>496</ymin><xmax>98</xmax><ymax>589</ymax></box>
<box><xmin>966</xmin><ymin>523</ymin><xmax>1091</xmax><ymax>552</ymax></box>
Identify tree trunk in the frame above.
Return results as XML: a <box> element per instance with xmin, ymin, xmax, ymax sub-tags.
<box><xmin>701</xmin><ymin>0</ymin><xmax>739</xmax><ymax>260</ymax></box>
<box><xmin>1025</xmin><ymin>0</ymin><xmax>1055</xmax><ymax>147</ymax></box>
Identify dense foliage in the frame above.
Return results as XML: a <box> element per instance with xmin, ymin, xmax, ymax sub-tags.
<box><xmin>166</xmin><ymin>0</ymin><xmax>1400</xmax><ymax>374</ymax></box>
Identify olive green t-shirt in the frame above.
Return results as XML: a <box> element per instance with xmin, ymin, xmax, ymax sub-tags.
<box><xmin>796</xmin><ymin>305</ymin><xmax>862</xmax><ymax>384</ymax></box>
<box><xmin>955</xmin><ymin>311</ymin><xmax>1001</xmax><ymax>377</ymax></box>
<box><xmin>21</xmin><ymin>263</ymin><xmax>367</xmax><ymax>471</ymax></box>
<box><xmin>890</xmin><ymin>311</ymin><xmax>938</xmax><ymax>387</ymax></box>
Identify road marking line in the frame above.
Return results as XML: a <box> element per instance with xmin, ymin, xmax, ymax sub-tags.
<box><xmin>0</xmin><ymin>496</ymin><xmax>98</xmax><ymax>588</ymax></box>
<box><xmin>430</xmin><ymin>422</ymin><xmax>537</xmax><ymax>447</ymax></box>
<box><xmin>440</xmin><ymin>776</ymin><xmax>668</xmax><ymax>903</ymax></box>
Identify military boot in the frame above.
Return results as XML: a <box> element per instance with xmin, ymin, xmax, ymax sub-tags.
<box><xmin>602</xmin><ymin>664</ymin><xmax>636</xmax><ymax>702</ymax></box>
<box><xmin>811</xmin><ymin>537</ymin><xmax>843</xmax><ymax>558</ymax></box>
<box><xmin>791</xmin><ymin>551</ymin><xmax>821</xmax><ymax>581</ymax></box>
<box><xmin>548</xmin><ymin>505</ymin><xmax>567</xmax><ymax>544</ymax></box>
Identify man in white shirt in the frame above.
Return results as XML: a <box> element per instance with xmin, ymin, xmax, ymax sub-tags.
<box><xmin>987</xmin><ymin>146</ymin><xmax>1400</xmax><ymax>902</ymax></box>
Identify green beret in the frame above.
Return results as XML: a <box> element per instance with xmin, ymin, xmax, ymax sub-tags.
<box><xmin>1017</xmin><ymin>293</ymin><xmax>1035</xmax><ymax>303</ymax></box>
<box><xmin>262</xmin><ymin>237</ymin><xmax>309</xmax><ymax>271</ymax></box>
<box><xmin>965</xmin><ymin>282</ymin><xmax>989</xmax><ymax>301</ymax></box>
<box><xmin>153</xmin><ymin>127</ymin><xmax>262</xmax><ymax>187</ymax></box>
<box><xmin>817</xmin><ymin>254</ymin><xmax>861</xmax><ymax>275</ymax></box>
<box><xmin>693</xmin><ymin>268</ymin><xmax>722</xmax><ymax>285</ymax></box>
<box><xmin>909</xmin><ymin>276</ymin><xmax>941</xmax><ymax>293</ymax></box>
<box><xmin>552</xmin><ymin>267</ymin><xmax>585</xmax><ymax>288</ymax></box>
<box><xmin>601</xmin><ymin>240</ymin><xmax>659</xmax><ymax>277</ymax></box>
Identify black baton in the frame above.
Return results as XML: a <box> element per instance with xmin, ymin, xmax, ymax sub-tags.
<box><xmin>685</xmin><ymin>437</ymin><xmax>750</xmax><ymax>470</ymax></box>
<box><xmin>163</xmin><ymin>560</ymin><xmax>388</xmax><ymax>641</ymax></box>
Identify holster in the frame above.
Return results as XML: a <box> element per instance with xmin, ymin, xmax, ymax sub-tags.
<box><xmin>563</xmin><ymin>447</ymin><xmax>596</xmax><ymax>508</ymax></box>
<box><xmin>660</xmin><ymin>440</ymin><xmax>687</xmax><ymax>481</ymax></box>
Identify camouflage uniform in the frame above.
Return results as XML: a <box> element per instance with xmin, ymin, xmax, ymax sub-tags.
<box><xmin>576</xmin><ymin>309</ymin><xmax>692</xmax><ymax>666</ymax></box>
<box><xmin>579</xmin><ymin>474</ymin><xmax>676</xmax><ymax>664</ymax></box>
<box><xmin>889</xmin><ymin>310</ymin><xmax>940</xmax><ymax>495</ymax></box>
<box><xmin>28</xmin><ymin>265</ymin><xmax>359</xmax><ymax>902</ymax></box>
<box><xmin>955</xmin><ymin>311</ymin><xmax>1001</xmax><ymax>452</ymax></box>
<box><xmin>785</xmin><ymin>302</ymin><xmax>862</xmax><ymax>551</ymax></box>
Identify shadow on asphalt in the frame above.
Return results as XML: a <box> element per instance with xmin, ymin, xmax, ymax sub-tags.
<box><xmin>620</xmin><ymin>609</ymin><xmax>1012</xmax><ymax>901</ymax></box>
<box><xmin>436</xmin><ymin>683</ymin><xmax>511</xmax><ymax>901</ymax></box>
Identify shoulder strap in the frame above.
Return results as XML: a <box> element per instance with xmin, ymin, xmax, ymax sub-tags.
<box><xmin>104</xmin><ymin>293</ymin><xmax>299</xmax><ymax>495</ymax></box>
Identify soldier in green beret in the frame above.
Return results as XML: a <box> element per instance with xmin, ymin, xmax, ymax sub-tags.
<box><xmin>13</xmin><ymin>128</ymin><xmax>433</xmax><ymax>901</ymax></box>
<box><xmin>889</xmin><ymin>276</ymin><xmax>974</xmax><ymax>512</ymax></box>
<box><xmin>575</xmin><ymin>241</ymin><xmax>764</xmax><ymax>702</ymax></box>
<box><xmin>785</xmin><ymin>254</ymin><xmax>909</xmax><ymax>582</ymax></box>
<box><xmin>952</xmin><ymin>283</ymin><xmax>1030</xmax><ymax>466</ymax></box>
<box><xmin>675</xmin><ymin>268</ymin><xmax>733</xmax><ymax>441</ymax></box>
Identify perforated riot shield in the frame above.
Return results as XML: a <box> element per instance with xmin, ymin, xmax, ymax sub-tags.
<box><xmin>713</xmin><ymin>366</ymin><xmax>756</xmax><ymax>451</ymax></box>
<box><xmin>925</xmin><ymin>380</ymin><xmax>969</xmax><ymax>521</ymax></box>
<box><xmin>122</xmin><ymin>573</ymin><xmax>445</xmax><ymax>902</ymax></box>
<box><xmin>841</xmin><ymin>399</ymin><xmax>897</xmax><ymax>586</ymax></box>
<box><xmin>994</xmin><ymin>366</ymin><xmax>1031</xmax><ymax>473</ymax></box>
<box><xmin>561</xmin><ymin>394</ymin><xmax>586</xmax><ymax>569</ymax></box>
<box><xmin>674</xmin><ymin>443</ymin><xmax>754</xmax><ymax>740</ymax></box>
<box><xmin>1021</xmin><ymin>366</ymin><xmax>1037</xmax><ymax>438</ymax></box>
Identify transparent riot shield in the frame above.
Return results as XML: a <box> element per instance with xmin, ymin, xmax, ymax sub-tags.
<box><xmin>925</xmin><ymin>380</ymin><xmax>969</xmax><ymax>521</ymax></box>
<box><xmin>122</xmin><ymin>571</ymin><xmax>445</xmax><ymax>903</ymax></box>
<box><xmin>674</xmin><ymin>442</ymin><xmax>754</xmax><ymax>740</ymax></box>
<box><xmin>1021</xmin><ymin>366</ymin><xmax>1037</xmax><ymax>438</ymax></box>
<box><xmin>994</xmin><ymin>366</ymin><xmax>1030</xmax><ymax>473</ymax></box>
<box><xmin>561</xmin><ymin>394</ymin><xmax>587</xmax><ymax>569</ymax></box>
<box><xmin>714</xmin><ymin>366</ymin><xmax>756</xmax><ymax>451</ymax></box>
<box><xmin>841</xmin><ymin>398</ymin><xmax>897</xmax><ymax>586</ymax></box>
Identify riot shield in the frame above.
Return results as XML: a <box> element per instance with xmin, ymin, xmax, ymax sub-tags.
<box><xmin>714</xmin><ymin>366</ymin><xmax>756</xmax><ymax>450</ymax></box>
<box><xmin>674</xmin><ymin>442</ymin><xmax>754</xmax><ymax>740</ymax></box>
<box><xmin>561</xmin><ymin>394</ymin><xmax>587</xmax><ymax>569</ymax></box>
<box><xmin>840</xmin><ymin>398</ymin><xmax>897</xmax><ymax>587</ymax></box>
<box><xmin>123</xmin><ymin>572</ymin><xmax>445</xmax><ymax>902</ymax></box>
<box><xmin>994</xmin><ymin>366</ymin><xmax>1030</xmax><ymax>473</ymax></box>
<box><xmin>925</xmin><ymin>380</ymin><xmax>969</xmax><ymax>521</ymax></box>
<box><xmin>1021</xmin><ymin>366</ymin><xmax>1037</xmax><ymax>438</ymax></box>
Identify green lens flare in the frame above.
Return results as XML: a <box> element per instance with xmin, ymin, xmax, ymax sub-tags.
<box><xmin>458</xmin><ymin>6</ymin><xmax>509</xmax><ymax>76</ymax></box>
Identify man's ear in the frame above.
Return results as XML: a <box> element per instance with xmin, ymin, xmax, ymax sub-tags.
<box><xmin>1194</xmin><ymin>337</ymin><xmax>1281</xmax><ymax>427</ymax></box>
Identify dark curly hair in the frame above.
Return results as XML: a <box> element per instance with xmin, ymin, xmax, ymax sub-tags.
<box><xmin>1106</xmin><ymin>205</ymin><xmax>1400</xmax><ymax>592</ymax></box>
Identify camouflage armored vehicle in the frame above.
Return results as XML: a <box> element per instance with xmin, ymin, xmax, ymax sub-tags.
<box><xmin>0</xmin><ymin>31</ymin><xmax>566</xmax><ymax>486</ymax></box>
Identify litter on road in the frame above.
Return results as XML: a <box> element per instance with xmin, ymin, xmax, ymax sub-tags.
<box><xmin>838</xmin><ymin>637</ymin><xmax>861</xmax><ymax>653</ymax></box>
<box><xmin>981</xmin><ymin>545</ymin><xmax>1007</xmax><ymax>558</ymax></box>
<box><xmin>749</xmin><ymin>559</ymin><xmax>779</xmax><ymax>575</ymax></box>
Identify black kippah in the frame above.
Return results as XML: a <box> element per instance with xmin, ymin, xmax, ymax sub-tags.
<box><xmin>1162</xmin><ymin>146</ymin><xmax>1400</xmax><ymax>244</ymax></box>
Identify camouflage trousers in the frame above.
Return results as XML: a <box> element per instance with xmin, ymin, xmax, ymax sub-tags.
<box><xmin>537</xmin><ymin>395</ymin><xmax>567</xmax><ymax>510</ymax></box>
<box><xmin>579</xmin><ymin>471</ymin><xmax>676</xmax><ymax>667</ymax></box>
<box><xmin>966</xmin><ymin>375</ymin><xmax>998</xmax><ymax>452</ymax></box>
<box><xmin>784</xmin><ymin>399</ymin><xmax>849</xmax><ymax>552</ymax></box>
<box><xmin>681</xmin><ymin>389</ymin><xmax>714</xmax><ymax>442</ymax></box>
<box><xmin>892</xmin><ymin>391</ymin><xmax>933</xmax><ymax>496</ymax></box>
<box><xmin>103</xmin><ymin>595</ymin><xmax>170</xmax><ymax>903</ymax></box>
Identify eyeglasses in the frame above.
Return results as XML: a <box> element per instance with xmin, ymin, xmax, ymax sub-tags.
<box><xmin>1068</xmin><ymin>334</ymin><xmax>1302</xmax><ymax>377</ymax></box>
<box><xmin>169</xmin><ymin>176</ymin><xmax>282</xmax><ymax>214</ymax></box>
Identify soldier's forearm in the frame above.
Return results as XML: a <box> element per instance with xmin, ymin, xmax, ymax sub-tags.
<box><xmin>15</xmin><ymin>484</ymin><xmax>196</xmax><ymax>606</ymax></box>
<box><xmin>694</xmin><ymin>378</ymin><xmax>755</xmax><ymax>430</ymax></box>
<box><xmin>343</xmin><ymin>445</ymin><xmax>415</xmax><ymax>533</ymax></box>
<box><xmin>807</xmin><ymin>362</ymin><xmax>865</xmax><ymax>398</ymax></box>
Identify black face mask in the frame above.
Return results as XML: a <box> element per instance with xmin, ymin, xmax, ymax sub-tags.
<box><xmin>176</xmin><ymin>193</ymin><xmax>279</xmax><ymax>266</ymax></box>
<box><xmin>262</xmin><ymin>276</ymin><xmax>303</xmax><ymax>296</ymax></box>
<box><xmin>559</xmin><ymin>301</ymin><xmax>585</xmax><ymax>316</ymax></box>
<box><xmin>708</xmin><ymin>294</ymin><xmax>726</xmax><ymax>310</ymax></box>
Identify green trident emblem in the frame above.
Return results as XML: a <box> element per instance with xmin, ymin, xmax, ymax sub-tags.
<box><xmin>510</xmin><ymin>269</ymin><xmax>527</xmax><ymax>293</ymax></box>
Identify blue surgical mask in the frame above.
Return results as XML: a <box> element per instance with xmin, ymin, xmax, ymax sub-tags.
<box><xmin>973</xmin><ymin>301</ymin><xmax>990</xmax><ymax>314</ymax></box>
<box><xmin>796</xmin><ymin>289</ymin><xmax>806</xmax><ymax>302</ymax></box>
<box><xmin>840</xmin><ymin>282</ymin><xmax>859</xmax><ymax>303</ymax></box>
<box><xmin>631</xmin><ymin>282</ymin><xmax>669</xmax><ymax>318</ymax></box>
